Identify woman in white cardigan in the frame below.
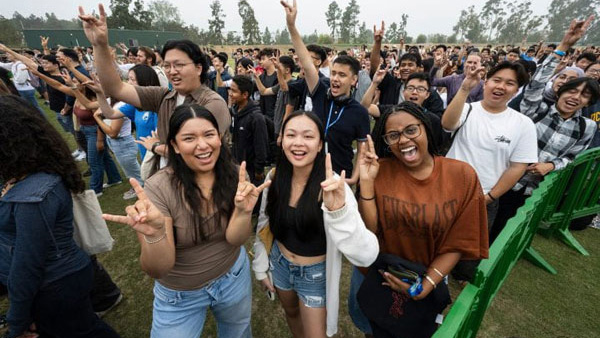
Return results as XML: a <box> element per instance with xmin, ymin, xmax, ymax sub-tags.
<box><xmin>252</xmin><ymin>110</ymin><xmax>378</xmax><ymax>337</ymax></box>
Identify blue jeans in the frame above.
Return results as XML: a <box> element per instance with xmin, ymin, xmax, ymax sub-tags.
<box><xmin>80</xmin><ymin>125</ymin><xmax>122</xmax><ymax>193</ymax></box>
<box><xmin>269</xmin><ymin>241</ymin><xmax>327</xmax><ymax>308</ymax></box>
<box><xmin>348</xmin><ymin>266</ymin><xmax>373</xmax><ymax>334</ymax></box>
<box><xmin>151</xmin><ymin>247</ymin><xmax>252</xmax><ymax>338</ymax></box>
<box><xmin>107</xmin><ymin>135</ymin><xmax>143</xmax><ymax>185</ymax></box>
<box><xmin>54</xmin><ymin>110</ymin><xmax>75</xmax><ymax>133</ymax></box>
<box><xmin>18</xmin><ymin>89</ymin><xmax>45</xmax><ymax>116</ymax></box>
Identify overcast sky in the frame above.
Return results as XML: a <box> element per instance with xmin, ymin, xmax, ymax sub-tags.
<box><xmin>2</xmin><ymin>0</ymin><xmax>554</xmax><ymax>37</ymax></box>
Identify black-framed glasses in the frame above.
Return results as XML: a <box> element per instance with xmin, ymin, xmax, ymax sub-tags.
<box><xmin>404</xmin><ymin>85</ymin><xmax>429</xmax><ymax>93</ymax></box>
<box><xmin>382</xmin><ymin>124</ymin><xmax>422</xmax><ymax>145</ymax></box>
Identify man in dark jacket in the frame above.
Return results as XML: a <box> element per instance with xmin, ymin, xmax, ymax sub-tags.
<box><xmin>229</xmin><ymin>75</ymin><xmax>269</xmax><ymax>185</ymax></box>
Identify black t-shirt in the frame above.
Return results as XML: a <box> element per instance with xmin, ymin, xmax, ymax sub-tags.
<box><xmin>37</xmin><ymin>66</ymin><xmax>66</xmax><ymax>112</ymax></box>
<box><xmin>288</xmin><ymin>72</ymin><xmax>330</xmax><ymax>110</ymax></box>
<box><xmin>259</xmin><ymin>71</ymin><xmax>278</xmax><ymax>120</ymax></box>
<box><xmin>310</xmin><ymin>79</ymin><xmax>370</xmax><ymax>175</ymax></box>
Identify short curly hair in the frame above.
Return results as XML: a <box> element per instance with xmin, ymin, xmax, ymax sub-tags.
<box><xmin>0</xmin><ymin>96</ymin><xmax>84</xmax><ymax>193</ymax></box>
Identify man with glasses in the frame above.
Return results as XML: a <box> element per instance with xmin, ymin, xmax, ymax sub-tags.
<box><xmin>79</xmin><ymin>5</ymin><xmax>230</xmax><ymax>160</ymax></box>
<box><xmin>362</xmin><ymin>71</ymin><xmax>448</xmax><ymax>150</ymax></box>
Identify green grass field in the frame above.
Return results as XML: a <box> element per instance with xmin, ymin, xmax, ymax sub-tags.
<box><xmin>1</xmin><ymin>99</ymin><xmax>598</xmax><ymax>338</ymax></box>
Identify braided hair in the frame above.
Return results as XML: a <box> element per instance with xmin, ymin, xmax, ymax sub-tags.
<box><xmin>371</xmin><ymin>101</ymin><xmax>439</xmax><ymax>159</ymax></box>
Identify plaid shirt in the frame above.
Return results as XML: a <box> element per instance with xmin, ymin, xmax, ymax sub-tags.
<box><xmin>515</xmin><ymin>54</ymin><xmax>597</xmax><ymax>194</ymax></box>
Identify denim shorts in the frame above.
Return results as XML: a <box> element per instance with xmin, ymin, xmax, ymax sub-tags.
<box><xmin>269</xmin><ymin>241</ymin><xmax>326</xmax><ymax>308</ymax></box>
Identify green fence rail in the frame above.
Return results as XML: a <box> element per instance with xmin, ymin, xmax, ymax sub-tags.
<box><xmin>432</xmin><ymin>147</ymin><xmax>600</xmax><ymax>338</ymax></box>
<box><xmin>537</xmin><ymin>147</ymin><xmax>600</xmax><ymax>256</ymax></box>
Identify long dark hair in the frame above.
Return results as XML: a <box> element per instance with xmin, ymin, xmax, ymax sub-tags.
<box><xmin>166</xmin><ymin>104</ymin><xmax>238</xmax><ymax>243</ymax></box>
<box><xmin>130</xmin><ymin>64</ymin><xmax>161</xmax><ymax>87</ymax></box>
<box><xmin>371</xmin><ymin>101</ymin><xmax>439</xmax><ymax>158</ymax></box>
<box><xmin>267</xmin><ymin>111</ymin><xmax>326</xmax><ymax>241</ymax></box>
<box><xmin>0</xmin><ymin>95</ymin><xmax>84</xmax><ymax>193</ymax></box>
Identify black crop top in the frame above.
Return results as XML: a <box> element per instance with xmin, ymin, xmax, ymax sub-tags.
<box><xmin>274</xmin><ymin>205</ymin><xmax>326</xmax><ymax>257</ymax></box>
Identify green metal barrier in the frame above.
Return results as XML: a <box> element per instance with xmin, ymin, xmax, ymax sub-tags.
<box><xmin>538</xmin><ymin>147</ymin><xmax>600</xmax><ymax>256</ymax></box>
<box><xmin>432</xmin><ymin>172</ymin><xmax>558</xmax><ymax>338</ymax></box>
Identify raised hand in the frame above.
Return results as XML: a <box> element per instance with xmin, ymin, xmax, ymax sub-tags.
<box><xmin>235</xmin><ymin>162</ymin><xmax>271</xmax><ymax>213</ymax></box>
<box><xmin>461</xmin><ymin>65</ymin><xmax>486</xmax><ymax>92</ymax></box>
<box><xmin>560</xmin><ymin>15</ymin><xmax>594</xmax><ymax>49</ymax></box>
<box><xmin>40</xmin><ymin>36</ymin><xmax>49</xmax><ymax>48</ymax></box>
<box><xmin>60</xmin><ymin>69</ymin><xmax>74</xmax><ymax>87</ymax></box>
<box><xmin>280</xmin><ymin>0</ymin><xmax>297</xmax><ymax>27</ymax></box>
<box><xmin>78</xmin><ymin>4</ymin><xmax>109</xmax><ymax>47</ymax></box>
<box><xmin>373</xmin><ymin>21</ymin><xmax>385</xmax><ymax>43</ymax></box>
<box><xmin>321</xmin><ymin>153</ymin><xmax>346</xmax><ymax>211</ymax></box>
<box><xmin>136</xmin><ymin>130</ymin><xmax>160</xmax><ymax>151</ymax></box>
<box><xmin>359</xmin><ymin>135</ymin><xmax>379</xmax><ymax>183</ymax></box>
<box><xmin>372</xmin><ymin>65</ymin><xmax>388</xmax><ymax>85</ymax></box>
<box><xmin>102</xmin><ymin>178</ymin><xmax>166</xmax><ymax>237</ymax></box>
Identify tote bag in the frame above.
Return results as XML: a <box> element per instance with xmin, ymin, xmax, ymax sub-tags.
<box><xmin>72</xmin><ymin>190</ymin><xmax>114</xmax><ymax>255</ymax></box>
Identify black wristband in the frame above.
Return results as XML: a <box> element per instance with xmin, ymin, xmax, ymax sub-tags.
<box><xmin>151</xmin><ymin>142</ymin><xmax>161</xmax><ymax>155</ymax></box>
<box><xmin>359</xmin><ymin>194</ymin><xmax>376</xmax><ymax>201</ymax></box>
<box><xmin>487</xmin><ymin>192</ymin><xmax>496</xmax><ymax>201</ymax></box>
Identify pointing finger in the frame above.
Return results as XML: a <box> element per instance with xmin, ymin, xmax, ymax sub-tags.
<box><xmin>325</xmin><ymin>153</ymin><xmax>333</xmax><ymax>179</ymax></box>
<box><xmin>130</xmin><ymin>178</ymin><xmax>148</xmax><ymax>201</ymax></box>
<box><xmin>239</xmin><ymin>161</ymin><xmax>247</xmax><ymax>183</ymax></box>
<box><xmin>256</xmin><ymin>180</ymin><xmax>272</xmax><ymax>194</ymax></box>
<box><xmin>103</xmin><ymin>213</ymin><xmax>133</xmax><ymax>226</ymax></box>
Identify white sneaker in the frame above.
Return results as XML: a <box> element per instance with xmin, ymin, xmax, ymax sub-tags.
<box><xmin>71</xmin><ymin>149</ymin><xmax>81</xmax><ymax>157</ymax></box>
<box><xmin>123</xmin><ymin>188</ymin><xmax>137</xmax><ymax>200</ymax></box>
<box><xmin>74</xmin><ymin>152</ymin><xmax>86</xmax><ymax>162</ymax></box>
<box><xmin>95</xmin><ymin>191</ymin><xmax>103</xmax><ymax>197</ymax></box>
<box><xmin>103</xmin><ymin>181</ymin><xmax>122</xmax><ymax>188</ymax></box>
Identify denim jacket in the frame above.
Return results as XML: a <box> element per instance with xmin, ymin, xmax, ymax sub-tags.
<box><xmin>0</xmin><ymin>173</ymin><xmax>90</xmax><ymax>338</ymax></box>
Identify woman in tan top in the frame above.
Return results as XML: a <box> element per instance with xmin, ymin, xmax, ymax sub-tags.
<box><xmin>104</xmin><ymin>104</ymin><xmax>269</xmax><ymax>338</ymax></box>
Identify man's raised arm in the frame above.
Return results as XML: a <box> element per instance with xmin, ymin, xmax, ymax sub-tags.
<box><xmin>281</xmin><ymin>0</ymin><xmax>318</xmax><ymax>93</ymax></box>
<box><xmin>78</xmin><ymin>4</ymin><xmax>141</xmax><ymax>107</ymax></box>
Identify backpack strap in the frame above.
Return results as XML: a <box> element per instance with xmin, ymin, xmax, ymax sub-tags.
<box><xmin>448</xmin><ymin>103</ymin><xmax>473</xmax><ymax>146</ymax></box>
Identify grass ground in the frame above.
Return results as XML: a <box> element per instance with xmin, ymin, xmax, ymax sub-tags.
<box><xmin>2</xmin><ymin>100</ymin><xmax>599</xmax><ymax>338</ymax></box>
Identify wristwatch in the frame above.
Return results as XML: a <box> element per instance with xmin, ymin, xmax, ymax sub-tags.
<box><xmin>151</xmin><ymin>142</ymin><xmax>162</xmax><ymax>155</ymax></box>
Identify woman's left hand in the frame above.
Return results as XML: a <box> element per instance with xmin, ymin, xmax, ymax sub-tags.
<box><xmin>321</xmin><ymin>153</ymin><xmax>346</xmax><ymax>211</ymax></box>
<box><xmin>381</xmin><ymin>270</ymin><xmax>434</xmax><ymax>300</ymax></box>
<box><xmin>234</xmin><ymin>161</ymin><xmax>271</xmax><ymax>213</ymax></box>
<box><xmin>135</xmin><ymin>130</ymin><xmax>159</xmax><ymax>151</ymax></box>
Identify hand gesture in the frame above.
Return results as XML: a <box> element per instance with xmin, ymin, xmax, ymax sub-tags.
<box><xmin>461</xmin><ymin>65</ymin><xmax>485</xmax><ymax>92</ymax></box>
<box><xmin>359</xmin><ymin>135</ymin><xmax>379</xmax><ymax>183</ymax></box>
<box><xmin>60</xmin><ymin>69</ymin><xmax>74</xmax><ymax>87</ymax></box>
<box><xmin>103</xmin><ymin>178</ymin><xmax>166</xmax><ymax>237</ymax></box>
<box><xmin>373</xmin><ymin>21</ymin><xmax>385</xmax><ymax>43</ymax></box>
<box><xmin>280</xmin><ymin>0</ymin><xmax>298</xmax><ymax>27</ymax></box>
<box><xmin>136</xmin><ymin>130</ymin><xmax>160</xmax><ymax>151</ymax></box>
<box><xmin>560</xmin><ymin>15</ymin><xmax>594</xmax><ymax>49</ymax></box>
<box><xmin>0</xmin><ymin>43</ymin><xmax>7</xmax><ymax>53</ymax></box>
<box><xmin>246</xmin><ymin>65</ymin><xmax>259</xmax><ymax>78</ymax></box>
<box><xmin>372</xmin><ymin>65</ymin><xmax>388</xmax><ymax>85</ymax></box>
<box><xmin>78</xmin><ymin>4</ymin><xmax>109</xmax><ymax>47</ymax></box>
<box><xmin>235</xmin><ymin>162</ymin><xmax>271</xmax><ymax>213</ymax></box>
<box><xmin>84</xmin><ymin>74</ymin><xmax>104</xmax><ymax>94</ymax></box>
<box><xmin>321</xmin><ymin>153</ymin><xmax>346</xmax><ymax>211</ymax></box>
<box><xmin>40</xmin><ymin>36</ymin><xmax>49</xmax><ymax>48</ymax></box>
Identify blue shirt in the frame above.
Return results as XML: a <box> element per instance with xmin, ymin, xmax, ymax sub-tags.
<box><xmin>0</xmin><ymin>173</ymin><xmax>89</xmax><ymax>337</ymax></box>
<box><xmin>119</xmin><ymin>103</ymin><xmax>158</xmax><ymax>158</ymax></box>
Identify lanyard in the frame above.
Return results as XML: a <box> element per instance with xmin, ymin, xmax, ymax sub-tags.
<box><xmin>325</xmin><ymin>101</ymin><xmax>345</xmax><ymax>138</ymax></box>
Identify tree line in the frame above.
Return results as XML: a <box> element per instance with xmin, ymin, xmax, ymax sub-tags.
<box><xmin>0</xmin><ymin>0</ymin><xmax>599</xmax><ymax>47</ymax></box>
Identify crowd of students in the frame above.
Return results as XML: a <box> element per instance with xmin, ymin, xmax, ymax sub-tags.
<box><xmin>0</xmin><ymin>1</ymin><xmax>599</xmax><ymax>337</ymax></box>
